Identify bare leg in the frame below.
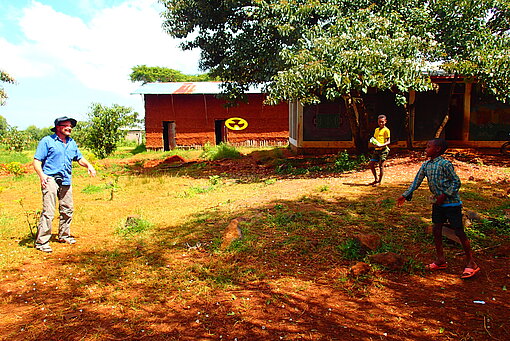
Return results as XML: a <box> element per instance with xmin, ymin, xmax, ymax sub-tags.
<box><xmin>456</xmin><ymin>231</ymin><xmax>477</xmax><ymax>269</ymax></box>
<box><xmin>432</xmin><ymin>223</ymin><xmax>446</xmax><ymax>265</ymax></box>
<box><xmin>378</xmin><ymin>161</ymin><xmax>385</xmax><ymax>184</ymax></box>
<box><xmin>369</xmin><ymin>161</ymin><xmax>378</xmax><ymax>184</ymax></box>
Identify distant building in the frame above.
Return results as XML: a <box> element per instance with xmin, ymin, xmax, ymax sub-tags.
<box><xmin>132</xmin><ymin>82</ymin><xmax>289</xmax><ymax>150</ymax></box>
<box><xmin>123</xmin><ymin>129</ymin><xmax>144</xmax><ymax>145</ymax></box>
<box><xmin>289</xmin><ymin>76</ymin><xmax>510</xmax><ymax>153</ymax></box>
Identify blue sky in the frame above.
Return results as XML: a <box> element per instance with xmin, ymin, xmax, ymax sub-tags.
<box><xmin>0</xmin><ymin>0</ymin><xmax>201</xmax><ymax>129</ymax></box>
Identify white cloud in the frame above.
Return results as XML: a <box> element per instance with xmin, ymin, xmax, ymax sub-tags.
<box><xmin>8</xmin><ymin>0</ymin><xmax>200</xmax><ymax>96</ymax></box>
<box><xmin>0</xmin><ymin>38</ymin><xmax>55</xmax><ymax>78</ymax></box>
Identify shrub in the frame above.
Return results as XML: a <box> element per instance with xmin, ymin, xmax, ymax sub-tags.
<box><xmin>1</xmin><ymin>127</ymin><xmax>32</xmax><ymax>152</ymax></box>
<box><xmin>330</xmin><ymin>151</ymin><xmax>367</xmax><ymax>172</ymax></box>
<box><xmin>1</xmin><ymin>162</ymin><xmax>25</xmax><ymax>176</ymax></box>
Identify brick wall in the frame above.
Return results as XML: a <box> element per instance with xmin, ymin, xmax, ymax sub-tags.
<box><xmin>144</xmin><ymin>93</ymin><xmax>289</xmax><ymax>149</ymax></box>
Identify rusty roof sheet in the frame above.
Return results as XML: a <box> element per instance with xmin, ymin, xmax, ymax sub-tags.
<box><xmin>131</xmin><ymin>82</ymin><xmax>264</xmax><ymax>95</ymax></box>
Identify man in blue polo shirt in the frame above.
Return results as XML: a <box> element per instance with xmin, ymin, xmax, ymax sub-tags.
<box><xmin>33</xmin><ymin>116</ymin><xmax>96</xmax><ymax>253</ymax></box>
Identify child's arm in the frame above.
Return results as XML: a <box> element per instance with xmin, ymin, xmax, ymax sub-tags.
<box><xmin>396</xmin><ymin>164</ymin><xmax>426</xmax><ymax>205</ymax></box>
<box><xmin>396</xmin><ymin>195</ymin><xmax>406</xmax><ymax>206</ymax></box>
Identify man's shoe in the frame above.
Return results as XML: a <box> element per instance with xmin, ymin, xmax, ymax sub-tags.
<box><xmin>35</xmin><ymin>243</ymin><xmax>53</xmax><ymax>253</ymax></box>
<box><xmin>58</xmin><ymin>236</ymin><xmax>76</xmax><ymax>244</ymax></box>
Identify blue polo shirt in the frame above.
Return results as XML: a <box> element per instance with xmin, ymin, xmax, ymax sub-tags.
<box><xmin>34</xmin><ymin>134</ymin><xmax>83</xmax><ymax>185</ymax></box>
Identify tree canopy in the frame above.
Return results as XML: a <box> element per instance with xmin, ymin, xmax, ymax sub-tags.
<box><xmin>160</xmin><ymin>0</ymin><xmax>510</xmax><ymax>152</ymax></box>
<box><xmin>0</xmin><ymin>70</ymin><xmax>15</xmax><ymax>106</ymax></box>
<box><xmin>130</xmin><ymin>65</ymin><xmax>216</xmax><ymax>84</ymax></box>
<box><xmin>75</xmin><ymin>103</ymin><xmax>141</xmax><ymax>159</ymax></box>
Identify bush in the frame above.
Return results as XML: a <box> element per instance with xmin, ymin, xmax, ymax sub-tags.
<box><xmin>0</xmin><ymin>162</ymin><xmax>25</xmax><ymax>176</ymax></box>
<box><xmin>1</xmin><ymin>127</ymin><xmax>32</xmax><ymax>152</ymax></box>
<box><xmin>200</xmin><ymin>142</ymin><xmax>241</xmax><ymax>160</ymax></box>
<box><xmin>330</xmin><ymin>151</ymin><xmax>367</xmax><ymax>172</ymax></box>
<box><xmin>77</xmin><ymin>103</ymin><xmax>141</xmax><ymax>159</ymax></box>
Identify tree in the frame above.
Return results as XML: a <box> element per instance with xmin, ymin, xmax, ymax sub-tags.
<box><xmin>25</xmin><ymin>125</ymin><xmax>52</xmax><ymax>141</ymax></box>
<box><xmin>78</xmin><ymin>103</ymin><xmax>140</xmax><ymax>159</ymax></box>
<box><xmin>160</xmin><ymin>0</ymin><xmax>510</xmax><ymax>153</ymax></box>
<box><xmin>130</xmin><ymin>65</ymin><xmax>216</xmax><ymax>84</ymax></box>
<box><xmin>1</xmin><ymin>70</ymin><xmax>15</xmax><ymax>106</ymax></box>
<box><xmin>1</xmin><ymin>126</ymin><xmax>32</xmax><ymax>152</ymax></box>
<box><xmin>0</xmin><ymin>115</ymin><xmax>8</xmax><ymax>138</ymax></box>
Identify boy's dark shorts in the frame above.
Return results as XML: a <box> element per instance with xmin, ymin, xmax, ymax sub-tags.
<box><xmin>432</xmin><ymin>205</ymin><xmax>463</xmax><ymax>230</ymax></box>
<box><xmin>370</xmin><ymin>147</ymin><xmax>390</xmax><ymax>162</ymax></box>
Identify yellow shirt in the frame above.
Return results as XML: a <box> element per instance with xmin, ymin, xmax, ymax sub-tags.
<box><xmin>374</xmin><ymin>126</ymin><xmax>390</xmax><ymax>150</ymax></box>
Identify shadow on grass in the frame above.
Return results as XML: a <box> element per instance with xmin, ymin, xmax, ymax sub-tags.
<box><xmin>1</xmin><ymin>181</ymin><xmax>508</xmax><ymax>340</ymax></box>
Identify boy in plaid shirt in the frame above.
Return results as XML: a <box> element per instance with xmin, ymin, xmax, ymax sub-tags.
<box><xmin>397</xmin><ymin>138</ymin><xmax>480</xmax><ymax>279</ymax></box>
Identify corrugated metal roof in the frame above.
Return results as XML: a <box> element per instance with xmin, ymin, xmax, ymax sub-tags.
<box><xmin>131</xmin><ymin>82</ymin><xmax>264</xmax><ymax>95</ymax></box>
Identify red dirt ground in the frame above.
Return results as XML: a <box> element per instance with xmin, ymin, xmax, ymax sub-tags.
<box><xmin>0</xmin><ymin>149</ymin><xmax>508</xmax><ymax>340</ymax></box>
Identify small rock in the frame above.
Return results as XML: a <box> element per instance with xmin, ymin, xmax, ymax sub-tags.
<box><xmin>221</xmin><ymin>218</ymin><xmax>243</xmax><ymax>250</ymax></box>
<box><xmin>355</xmin><ymin>234</ymin><xmax>382</xmax><ymax>252</ymax></box>
<box><xmin>349</xmin><ymin>262</ymin><xmax>371</xmax><ymax>277</ymax></box>
<box><xmin>368</xmin><ymin>252</ymin><xmax>406</xmax><ymax>270</ymax></box>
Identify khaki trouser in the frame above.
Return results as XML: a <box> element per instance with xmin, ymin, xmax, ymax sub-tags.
<box><xmin>35</xmin><ymin>177</ymin><xmax>74</xmax><ymax>246</ymax></box>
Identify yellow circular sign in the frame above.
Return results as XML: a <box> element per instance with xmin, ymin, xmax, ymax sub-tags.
<box><xmin>225</xmin><ymin>117</ymin><xmax>248</xmax><ymax>131</ymax></box>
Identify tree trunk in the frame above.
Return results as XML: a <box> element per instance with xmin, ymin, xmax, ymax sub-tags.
<box><xmin>342</xmin><ymin>94</ymin><xmax>370</xmax><ymax>154</ymax></box>
<box><xmin>434</xmin><ymin>81</ymin><xmax>456</xmax><ymax>139</ymax></box>
<box><xmin>403</xmin><ymin>103</ymin><xmax>413</xmax><ymax>150</ymax></box>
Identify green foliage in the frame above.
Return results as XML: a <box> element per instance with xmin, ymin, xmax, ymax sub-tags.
<box><xmin>24</xmin><ymin>125</ymin><xmax>52</xmax><ymax>142</ymax></box>
<box><xmin>1</xmin><ymin>126</ymin><xmax>32</xmax><ymax>152</ymax></box>
<box><xmin>0</xmin><ymin>162</ymin><xmax>25</xmax><ymax>176</ymax></box>
<box><xmin>81</xmin><ymin>184</ymin><xmax>105</xmax><ymax>194</ymax></box>
<box><xmin>0</xmin><ymin>115</ymin><xmax>8</xmax><ymax>137</ymax></box>
<box><xmin>200</xmin><ymin>142</ymin><xmax>241</xmax><ymax>161</ymax></box>
<box><xmin>116</xmin><ymin>216</ymin><xmax>154</xmax><ymax>237</ymax></box>
<box><xmin>76</xmin><ymin>103</ymin><xmax>141</xmax><ymax>159</ymax></box>
<box><xmin>0</xmin><ymin>70</ymin><xmax>15</xmax><ymax>106</ymax></box>
<box><xmin>337</xmin><ymin>238</ymin><xmax>363</xmax><ymax>261</ymax></box>
<box><xmin>176</xmin><ymin>175</ymin><xmax>223</xmax><ymax>198</ymax></box>
<box><xmin>473</xmin><ymin>216</ymin><xmax>510</xmax><ymax>236</ymax></box>
<box><xmin>330</xmin><ymin>151</ymin><xmax>367</xmax><ymax>172</ymax></box>
<box><xmin>275</xmin><ymin>161</ymin><xmax>321</xmax><ymax>175</ymax></box>
<box><xmin>161</xmin><ymin>1</ymin><xmax>510</xmax><ymax>152</ymax></box>
<box><xmin>130</xmin><ymin>144</ymin><xmax>147</xmax><ymax>155</ymax></box>
<box><xmin>162</xmin><ymin>0</ymin><xmax>510</xmax><ymax>102</ymax></box>
<box><xmin>0</xmin><ymin>149</ymin><xmax>31</xmax><ymax>164</ymax></box>
<box><xmin>130</xmin><ymin>65</ymin><xmax>216</xmax><ymax>84</ymax></box>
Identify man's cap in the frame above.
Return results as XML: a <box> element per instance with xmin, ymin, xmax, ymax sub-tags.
<box><xmin>51</xmin><ymin>116</ymin><xmax>77</xmax><ymax>132</ymax></box>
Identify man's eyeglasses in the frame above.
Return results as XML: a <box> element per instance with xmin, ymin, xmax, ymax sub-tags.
<box><xmin>58</xmin><ymin>124</ymin><xmax>73</xmax><ymax>128</ymax></box>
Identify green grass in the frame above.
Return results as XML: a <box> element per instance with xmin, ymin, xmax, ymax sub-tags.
<box><xmin>200</xmin><ymin>142</ymin><xmax>241</xmax><ymax>160</ymax></box>
<box><xmin>0</xmin><ymin>149</ymin><xmax>33</xmax><ymax>164</ymax></box>
<box><xmin>337</xmin><ymin>238</ymin><xmax>363</xmax><ymax>260</ymax></box>
<box><xmin>116</xmin><ymin>216</ymin><xmax>154</xmax><ymax>237</ymax></box>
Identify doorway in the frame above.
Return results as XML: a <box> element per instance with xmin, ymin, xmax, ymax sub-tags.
<box><xmin>215</xmin><ymin>120</ymin><xmax>227</xmax><ymax>145</ymax></box>
<box><xmin>162</xmin><ymin>121</ymin><xmax>176</xmax><ymax>151</ymax></box>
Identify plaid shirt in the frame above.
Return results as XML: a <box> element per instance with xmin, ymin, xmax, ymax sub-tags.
<box><xmin>402</xmin><ymin>156</ymin><xmax>461</xmax><ymax>206</ymax></box>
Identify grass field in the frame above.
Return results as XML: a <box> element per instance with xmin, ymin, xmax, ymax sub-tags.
<box><xmin>0</xmin><ymin>145</ymin><xmax>509</xmax><ymax>340</ymax></box>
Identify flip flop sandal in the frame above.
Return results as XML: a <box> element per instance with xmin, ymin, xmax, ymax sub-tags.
<box><xmin>426</xmin><ymin>262</ymin><xmax>447</xmax><ymax>271</ymax></box>
<box><xmin>461</xmin><ymin>266</ymin><xmax>480</xmax><ymax>279</ymax></box>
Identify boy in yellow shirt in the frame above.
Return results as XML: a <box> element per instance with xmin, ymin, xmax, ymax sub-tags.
<box><xmin>368</xmin><ymin>115</ymin><xmax>390</xmax><ymax>186</ymax></box>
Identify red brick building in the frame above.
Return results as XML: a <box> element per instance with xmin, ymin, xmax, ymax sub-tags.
<box><xmin>132</xmin><ymin>82</ymin><xmax>289</xmax><ymax>150</ymax></box>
